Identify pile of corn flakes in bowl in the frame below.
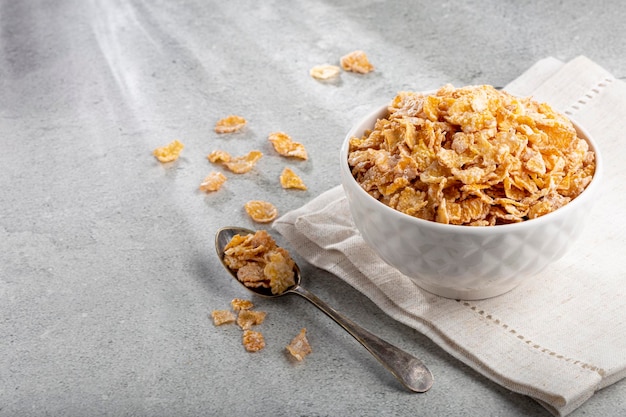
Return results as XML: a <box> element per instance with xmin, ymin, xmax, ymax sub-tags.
<box><xmin>339</xmin><ymin>84</ymin><xmax>602</xmax><ymax>300</ymax></box>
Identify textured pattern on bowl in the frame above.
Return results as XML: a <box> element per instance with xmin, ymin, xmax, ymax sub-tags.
<box><xmin>340</xmin><ymin>104</ymin><xmax>602</xmax><ymax>300</ymax></box>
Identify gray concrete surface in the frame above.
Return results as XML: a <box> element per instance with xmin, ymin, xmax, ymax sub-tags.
<box><xmin>1</xmin><ymin>0</ymin><xmax>625</xmax><ymax>416</ymax></box>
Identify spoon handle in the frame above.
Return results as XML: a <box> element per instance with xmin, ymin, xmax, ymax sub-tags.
<box><xmin>291</xmin><ymin>285</ymin><xmax>433</xmax><ymax>392</ymax></box>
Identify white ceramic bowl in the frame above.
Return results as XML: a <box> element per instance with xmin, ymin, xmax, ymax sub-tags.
<box><xmin>340</xmin><ymin>104</ymin><xmax>603</xmax><ymax>300</ymax></box>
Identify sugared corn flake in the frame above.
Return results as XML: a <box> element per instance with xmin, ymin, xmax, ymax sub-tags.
<box><xmin>280</xmin><ymin>167</ymin><xmax>307</xmax><ymax>190</ymax></box>
<box><xmin>223</xmin><ymin>151</ymin><xmax>263</xmax><ymax>174</ymax></box>
<box><xmin>268</xmin><ymin>132</ymin><xmax>308</xmax><ymax>160</ymax></box>
<box><xmin>211</xmin><ymin>310</ymin><xmax>236</xmax><ymax>326</ymax></box>
<box><xmin>231</xmin><ymin>298</ymin><xmax>254</xmax><ymax>311</ymax></box>
<box><xmin>215</xmin><ymin>115</ymin><xmax>247</xmax><ymax>133</ymax></box>
<box><xmin>242</xmin><ymin>329</ymin><xmax>265</xmax><ymax>352</ymax></box>
<box><xmin>244</xmin><ymin>200</ymin><xmax>278</xmax><ymax>223</ymax></box>
<box><xmin>153</xmin><ymin>140</ymin><xmax>184</xmax><ymax>163</ymax></box>
<box><xmin>340</xmin><ymin>50</ymin><xmax>375</xmax><ymax>74</ymax></box>
<box><xmin>286</xmin><ymin>328</ymin><xmax>312</xmax><ymax>361</ymax></box>
<box><xmin>347</xmin><ymin>84</ymin><xmax>596</xmax><ymax>225</ymax></box>
<box><xmin>264</xmin><ymin>249</ymin><xmax>296</xmax><ymax>295</ymax></box>
<box><xmin>223</xmin><ymin>230</ymin><xmax>297</xmax><ymax>295</ymax></box>
<box><xmin>237</xmin><ymin>310</ymin><xmax>267</xmax><ymax>330</ymax></box>
<box><xmin>207</xmin><ymin>150</ymin><xmax>232</xmax><ymax>164</ymax></box>
<box><xmin>199</xmin><ymin>171</ymin><xmax>227</xmax><ymax>192</ymax></box>
<box><xmin>237</xmin><ymin>262</ymin><xmax>269</xmax><ymax>289</ymax></box>
<box><xmin>223</xmin><ymin>231</ymin><xmax>274</xmax><ymax>271</ymax></box>
<box><xmin>310</xmin><ymin>64</ymin><xmax>341</xmax><ymax>80</ymax></box>
<box><xmin>208</xmin><ymin>149</ymin><xmax>263</xmax><ymax>174</ymax></box>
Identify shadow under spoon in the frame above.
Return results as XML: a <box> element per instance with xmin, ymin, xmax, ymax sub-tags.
<box><xmin>215</xmin><ymin>226</ymin><xmax>434</xmax><ymax>393</ymax></box>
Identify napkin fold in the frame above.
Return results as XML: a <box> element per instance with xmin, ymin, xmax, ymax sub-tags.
<box><xmin>274</xmin><ymin>56</ymin><xmax>626</xmax><ymax>416</ymax></box>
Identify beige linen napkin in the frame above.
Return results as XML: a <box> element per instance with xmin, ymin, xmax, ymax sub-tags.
<box><xmin>274</xmin><ymin>56</ymin><xmax>626</xmax><ymax>416</ymax></box>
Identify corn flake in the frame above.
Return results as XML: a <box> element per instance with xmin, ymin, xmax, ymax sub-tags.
<box><xmin>310</xmin><ymin>64</ymin><xmax>341</xmax><ymax>80</ymax></box>
<box><xmin>213</xmin><ymin>299</ymin><xmax>271</xmax><ymax>354</ymax></box>
<box><xmin>348</xmin><ymin>84</ymin><xmax>596</xmax><ymax>225</ymax></box>
<box><xmin>225</xmin><ymin>151</ymin><xmax>263</xmax><ymax>173</ymax></box>
<box><xmin>215</xmin><ymin>115</ymin><xmax>247</xmax><ymax>133</ymax></box>
<box><xmin>268</xmin><ymin>132</ymin><xmax>308</xmax><ymax>160</ymax></box>
<box><xmin>242</xmin><ymin>329</ymin><xmax>265</xmax><ymax>352</ymax></box>
<box><xmin>280</xmin><ymin>167</ymin><xmax>307</xmax><ymax>190</ymax></box>
<box><xmin>231</xmin><ymin>298</ymin><xmax>254</xmax><ymax>311</ymax></box>
<box><xmin>153</xmin><ymin>140</ymin><xmax>184</xmax><ymax>163</ymax></box>
<box><xmin>244</xmin><ymin>200</ymin><xmax>278</xmax><ymax>223</ymax></box>
<box><xmin>264</xmin><ymin>250</ymin><xmax>296</xmax><ymax>295</ymax></box>
<box><xmin>340</xmin><ymin>50</ymin><xmax>374</xmax><ymax>74</ymax></box>
<box><xmin>237</xmin><ymin>310</ymin><xmax>267</xmax><ymax>330</ymax></box>
<box><xmin>286</xmin><ymin>328</ymin><xmax>312</xmax><ymax>361</ymax></box>
<box><xmin>209</xmin><ymin>150</ymin><xmax>263</xmax><ymax>174</ymax></box>
<box><xmin>207</xmin><ymin>150</ymin><xmax>231</xmax><ymax>164</ymax></box>
<box><xmin>223</xmin><ymin>230</ymin><xmax>296</xmax><ymax>295</ymax></box>
<box><xmin>237</xmin><ymin>262</ymin><xmax>268</xmax><ymax>289</ymax></box>
<box><xmin>211</xmin><ymin>310</ymin><xmax>236</xmax><ymax>326</ymax></box>
<box><xmin>199</xmin><ymin>171</ymin><xmax>227</xmax><ymax>192</ymax></box>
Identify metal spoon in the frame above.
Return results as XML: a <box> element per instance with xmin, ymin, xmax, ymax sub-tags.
<box><xmin>215</xmin><ymin>226</ymin><xmax>434</xmax><ymax>393</ymax></box>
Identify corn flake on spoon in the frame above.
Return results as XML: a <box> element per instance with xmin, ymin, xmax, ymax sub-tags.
<box><xmin>215</xmin><ymin>226</ymin><xmax>434</xmax><ymax>393</ymax></box>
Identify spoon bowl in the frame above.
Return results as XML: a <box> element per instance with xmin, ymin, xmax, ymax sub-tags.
<box><xmin>215</xmin><ymin>226</ymin><xmax>434</xmax><ymax>393</ymax></box>
<box><xmin>215</xmin><ymin>225</ymin><xmax>302</xmax><ymax>298</ymax></box>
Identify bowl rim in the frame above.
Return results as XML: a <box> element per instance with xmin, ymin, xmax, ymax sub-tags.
<box><xmin>340</xmin><ymin>100</ymin><xmax>603</xmax><ymax>235</ymax></box>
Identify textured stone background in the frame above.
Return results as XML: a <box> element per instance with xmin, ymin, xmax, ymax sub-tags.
<box><xmin>1</xmin><ymin>1</ymin><xmax>624</xmax><ymax>416</ymax></box>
